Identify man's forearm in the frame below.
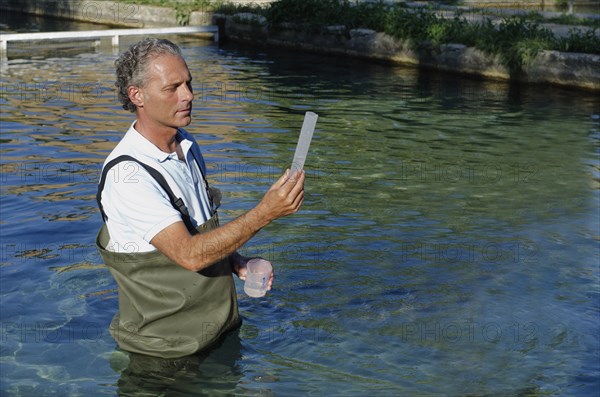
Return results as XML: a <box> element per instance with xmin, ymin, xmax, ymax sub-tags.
<box><xmin>186</xmin><ymin>207</ymin><xmax>269</xmax><ymax>271</ymax></box>
<box><xmin>151</xmin><ymin>170</ymin><xmax>304</xmax><ymax>272</ymax></box>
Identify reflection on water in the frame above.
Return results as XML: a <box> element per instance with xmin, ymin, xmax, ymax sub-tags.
<box><xmin>111</xmin><ymin>330</ymin><xmax>244</xmax><ymax>396</ymax></box>
<box><xmin>1</xmin><ymin>21</ymin><xmax>599</xmax><ymax>397</ymax></box>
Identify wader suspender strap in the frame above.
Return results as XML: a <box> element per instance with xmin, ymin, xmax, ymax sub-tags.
<box><xmin>96</xmin><ymin>155</ymin><xmax>197</xmax><ymax>234</ymax></box>
<box><xmin>189</xmin><ymin>149</ymin><xmax>216</xmax><ymax>212</ymax></box>
<box><xmin>175</xmin><ymin>130</ymin><xmax>216</xmax><ymax>212</ymax></box>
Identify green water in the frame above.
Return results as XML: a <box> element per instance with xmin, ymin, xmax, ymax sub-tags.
<box><xmin>0</xmin><ymin>22</ymin><xmax>599</xmax><ymax>397</ymax></box>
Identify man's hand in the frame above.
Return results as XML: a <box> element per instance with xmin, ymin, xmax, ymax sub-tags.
<box><xmin>231</xmin><ymin>252</ymin><xmax>274</xmax><ymax>291</ymax></box>
<box><xmin>254</xmin><ymin>169</ymin><xmax>305</xmax><ymax>225</ymax></box>
<box><xmin>151</xmin><ymin>169</ymin><xmax>305</xmax><ymax>272</ymax></box>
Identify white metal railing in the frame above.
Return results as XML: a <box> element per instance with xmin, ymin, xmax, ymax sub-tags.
<box><xmin>0</xmin><ymin>26</ymin><xmax>219</xmax><ymax>52</ymax></box>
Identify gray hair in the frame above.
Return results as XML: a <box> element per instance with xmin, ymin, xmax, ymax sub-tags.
<box><xmin>114</xmin><ymin>38</ymin><xmax>183</xmax><ymax>112</ymax></box>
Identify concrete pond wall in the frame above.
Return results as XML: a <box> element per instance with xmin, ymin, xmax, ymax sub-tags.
<box><xmin>1</xmin><ymin>0</ymin><xmax>598</xmax><ymax>91</ymax></box>
<box><xmin>217</xmin><ymin>13</ymin><xmax>599</xmax><ymax>91</ymax></box>
<box><xmin>0</xmin><ymin>0</ymin><xmax>213</xmax><ymax>28</ymax></box>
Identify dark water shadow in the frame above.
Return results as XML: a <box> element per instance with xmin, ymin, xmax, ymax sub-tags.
<box><xmin>111</xmin><ymin>330</ymin><xmax>244</xmax><ymax>396</ymax></box>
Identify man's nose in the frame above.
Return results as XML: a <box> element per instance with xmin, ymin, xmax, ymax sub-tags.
<box><xmin>181</xmin><ymin>83</ymin><xmax>194</xmax><ymax>102</ymax></box>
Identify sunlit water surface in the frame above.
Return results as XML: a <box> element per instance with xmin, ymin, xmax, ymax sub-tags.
<box><xmin>1</xmin><ymin>16</ymin><xmax>599</xmax><ymax>397</ymax></box>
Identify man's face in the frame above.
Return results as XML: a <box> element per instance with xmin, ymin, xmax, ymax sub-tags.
<box><xmin>134</xmin><ymin>54</ymin><xmax>194</xmax><ymax>130</ymax></box>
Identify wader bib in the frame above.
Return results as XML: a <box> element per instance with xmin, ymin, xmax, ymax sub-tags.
<box><xmin>96</xmin><ymin>155</ymin><xmax>240</xmax><ymax>359</ymax></box>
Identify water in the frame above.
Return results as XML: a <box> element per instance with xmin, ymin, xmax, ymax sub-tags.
<box><xmin>1</xmin><ymin>15</ymin><xmax>599</xmax><ymax>397</ymax></box>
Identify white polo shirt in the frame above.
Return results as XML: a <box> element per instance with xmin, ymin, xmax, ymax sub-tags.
<box><xmin>100</xmin><ymin>122</ymin><xmax>214</xmax><ymax>253</ymax></box>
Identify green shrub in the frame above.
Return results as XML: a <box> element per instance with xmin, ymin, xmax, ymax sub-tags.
<box><xmin>555</xmin><ymin>0</ymin><xmax>569</xmax><ymax>12</ymax></box>
<box><xmin>216</xmin><ymin>2</ymin><xmax>269</xmax><ymax>16</ymax></box>
<box><xmin>267</xmin><ymin>0</ymin><xmax>353</xmax><ymax>30</ymax></box>
<box><xmin>266</xmin><ymin>0</ymin><xmax>396</xmax><ymax>32</ymax></box>
<box><xmin>474</xmin><ymin>17</ymin><xmax>555</xmax><ymax>71</ymax></box>
<box><xmin>556</xmin><ymin>28</ymin><xmax>600</xmax><ymax>53</ymax></box>
<box><xmin>345</xmin><ymin>1</ymin><xmax>391</xmax><ymax>32</ymax></box>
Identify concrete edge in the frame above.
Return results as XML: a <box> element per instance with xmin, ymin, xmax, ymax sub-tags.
<box><xmin>215</xmin><ymin>14</ymin><xmax>600</xmax><ymax>92</ymax></box>
<box><xmin>2</xmin><ymin>1</ymin><xmax>598</xmax><ymax>91</ymax></box>
<box><xmin>0</xmin><ymin>0</ymin><xmax>214</xmax><ymax>28</ymax></box>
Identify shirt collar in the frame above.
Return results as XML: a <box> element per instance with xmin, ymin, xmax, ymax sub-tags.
<box><xmin>126</xmin><ymin>122</ymin><xmax>192</xmax><ymax>163</ymax></box>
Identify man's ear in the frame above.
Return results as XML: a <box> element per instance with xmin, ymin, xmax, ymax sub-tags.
<box><xmin>128</xmin><ymin>86</ymin><xmax>143</xmax><ymax>108</ymax></box>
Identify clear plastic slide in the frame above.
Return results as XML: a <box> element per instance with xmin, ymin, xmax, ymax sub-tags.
<box><xmin>291</xmin><ymin>111</ymin><xmax>318</xmax><ymax>177</ymax></box>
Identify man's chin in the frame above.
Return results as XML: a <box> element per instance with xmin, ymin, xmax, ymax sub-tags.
<box><xmin>177</xmin><ymin>115</ymin><xmax>192</xmax><ymax>127</ymax></box>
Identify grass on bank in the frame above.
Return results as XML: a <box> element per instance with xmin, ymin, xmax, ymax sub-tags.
<box><xmin>117</xmin><ymin>0</ymin><xmax>600</xmax><ymax>72</ymax></box>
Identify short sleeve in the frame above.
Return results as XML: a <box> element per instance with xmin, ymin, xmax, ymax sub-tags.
<box><xmin>101</xmin><ymin>161</ymin><xmax>183</xmax><ymax>245</ymax></box>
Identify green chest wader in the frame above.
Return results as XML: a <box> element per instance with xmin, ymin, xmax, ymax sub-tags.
<box><xmin>96</xmin><ymin>155</ymin><xmax>240</xmax><ymax>359</ymax></box>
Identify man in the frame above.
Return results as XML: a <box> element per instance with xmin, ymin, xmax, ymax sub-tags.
<box><xmin>96</xmin><ymin>38</ymin><xmax>305</xmax><ymax>359</ymax></box>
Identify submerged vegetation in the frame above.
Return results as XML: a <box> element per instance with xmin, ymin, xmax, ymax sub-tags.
<box><xmin>118</xmin><ymin>0</ymin><xmax>600</xmax><ymax>71</ymax></box>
